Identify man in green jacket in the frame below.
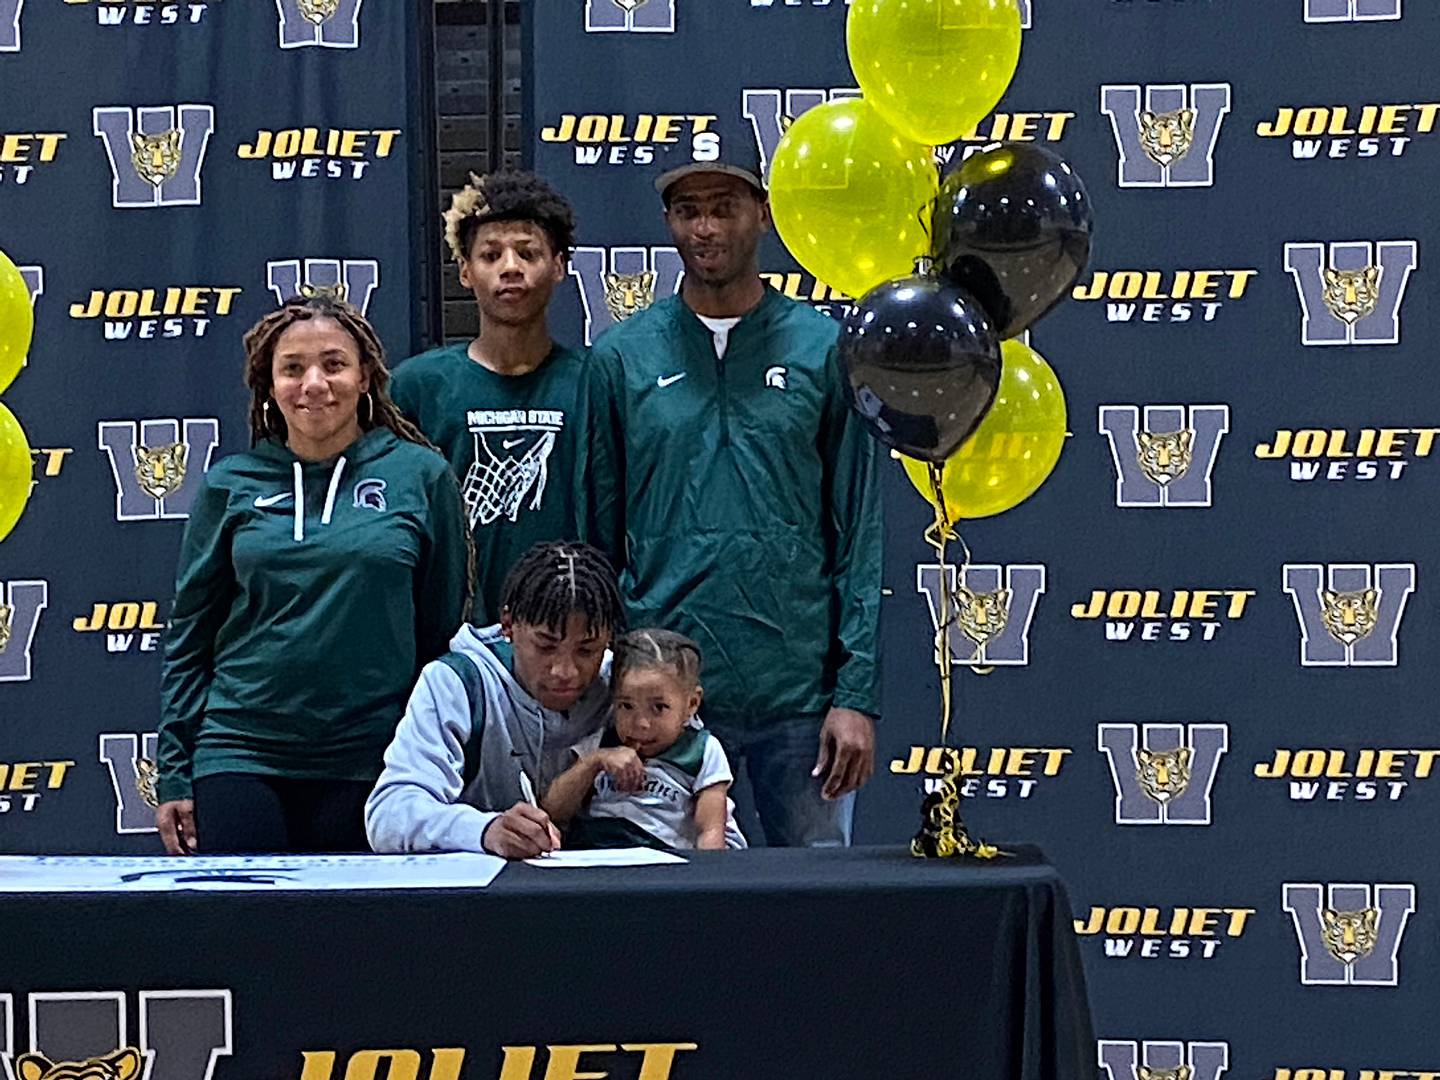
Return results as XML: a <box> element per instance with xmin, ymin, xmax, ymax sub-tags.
<box><xmin>582</xmin><ymin>153</ymin><xmax>882</xmax><ymax>846</ymax></box>
<box><xmin>391</xmin><ymin>170</ymin><xmax>585</xmax><ymax>624</ymax></box>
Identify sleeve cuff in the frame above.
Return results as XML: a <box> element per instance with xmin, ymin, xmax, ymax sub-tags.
<box><xmin>832</xmin><ymin>691</ymin><xmax>880</xmax><ymax>719</ymax></box>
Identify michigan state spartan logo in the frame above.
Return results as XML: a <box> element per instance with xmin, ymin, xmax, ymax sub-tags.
<box><xmin>0</xmin><ymin>579</ymin><xmax>48</xmax><ymax>683</ymax></box>
<box><xmin>98</xmin><ymin>419</ymin><xmax>220</xmax><ymax>522</ymax></box>
<box><xmin>1284</xmin><ymin>240</ymin><xmax>1417</xmax><ymax>346</ymax></box>
<box><xmin>99</xmin><ymin>732</ymin><xmax>160</xmax><ymax>834</ymax></box>
<box><xmin>743</xmin><ymin>88</ymin><xmax>860</xmax><ymax>180</ymax></box>
<box><xmin>1099</xmin><ymin>723</ymin><xmax>1229</xmax><ymax>826</ymax></box>
<box><xmin>0</xmin><ymin>990</ymin><xmax>233</xmax><ymax>1080</ymax></box>
<box><xmin>1</xmin><ymin>0</ymin><xmax>21</xmax><ymax>51</ymax></box>
<box><xmin>1283</xmin><ymin>563</ymin><xmax>1415</xmax><ymax>667</ymax></box>
<box><xmin>570</xmin><ymin>246</ymin><xmax>684</xmax><ymax>345</ymax></box>
<box><xmin>1305</xmin><ymin>0</ymin><xmax>1401</xmax><ymax>22</ymax></box>
<box><xmin>276</xmin><ymin>0</ymin><xmax>363</xmax><ymax>49</ymax></box>
<box><xmin>1283</xmin><ymin>883</ymin><xmax>1416</xmax><ymax>985</ymax></box>
<box><xmin>266</xmin><ymin>258</ymin><xmax>380</xmax><ymax>317</ymax></box>
<box><xmin>93</xmin><ymin>105</ymin><xmax>214</xmax><ymax>209</ymax></box>
<box><xmin>1100</xmin><ymin>83</ymin><xmax>1232</xmax><ymax>188</ymax></box>
<box><xmin>1099</xmin><ymin>405</ymin><xmax>1230</xmax><ymax>508</ymax></box>
<box><xmin>916</xmin><ymin>563</ymin><xmax>1046</xmax><ymax>668</ymax></box>
<box><xmin>586</xmin><ymin>0</ymin><xmax>674</xmax><ymax>33</ymax></box>
<box><xmin>1100</xmin><ymin>1041</ymin><xmax>1230</xmax><ymax>1080</ymax></box>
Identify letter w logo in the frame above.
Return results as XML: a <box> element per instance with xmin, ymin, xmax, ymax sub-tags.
<box><xmin>1100</xmin><ymin>83</ymin><xmax>1231</xmax><ymax>188</ymax></box>
<box><xmin>275</xmin><ymin>0</ymin><xmax>364</xmax><ymax>49</ymax></box>
<box><xmin>569</xmin><ymin>245</ymin><xmax>685</xmax><ymax>345</ymax></box>
<box><xmin>1284</xmin><ymin>240</ymin><xmax>1417</xmax><ymax>346</ymax></box>
<box><xmin>267</xmin><ymin>258</ymin><xmax>380</xmax><ymax>317</ymax></box>
<box><xmin>17</xmin><ymin>266</ymin><xmax>41</xmax><ymax>366</ymax></box>
<box><xmin>1283</xmin><ymin>883</ymin><xmax>1416</xmax><ymax>985</ymax></box>
<box><xmin>1305</xmin><ymin>0</ymin><xmax>1401</xmax><ymax>22</ymax></box>
<box><xmin>1100</xmin><ymin>1042</ymin><xmax>1230</xmax><ymax>1080</ymax></box>
<box><xmin>1283</xmin><ymin>562</ymin><xmax>1415</xmax><ymax>667</ymax></box>
<box><xmin>0</xmin><ymin>991</ymin><xmax>232</xmax><ymax>1080</ymax></box>
<box><xmin>0</xmin><ymin>580</ymin><xmax>48</xmax><ymax>683</ymax></box>
<box><xmin>742</xmin><ymin>87</ymin><xmax>860</xmax><ymax>181</ymax></box>
<box><xmin>1098</xmin><ymin>723</ymin><xmax>1229</xmax><ymax>826</ymax></box>
<box><xmin>0</xmin><ymin>0</ymin><xmax>21</xmax><ymax>52</ymax></box>
<box><xmin>92</xmin><ymin>105</ymin><xmax>214</xmax><ymax>209</ymax></box>
<box><xmin>585</xmin><ymin>0</ymin><xmax>675</xmax><ymax>33</ymax></box>
<box><xmin>915</xmin><ymin>563</ymin><xmax>1046</xmax><ymax>667</ymax></box>
<box><xmin>1099</xmin><ymin>404</ymin><xmax>1230</xmax><ymax>508</ymax></box>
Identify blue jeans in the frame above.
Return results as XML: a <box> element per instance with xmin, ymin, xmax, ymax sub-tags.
<box><xmin>705</xmin><ymin>715</ymin><xmax>854</xmax><ymax>848</ymax></box>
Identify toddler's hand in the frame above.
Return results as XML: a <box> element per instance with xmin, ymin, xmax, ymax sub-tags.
<box><xmin>595</xmin><ymin>747</ymin><xmax>646</xmax><ymax>793</ymax></box>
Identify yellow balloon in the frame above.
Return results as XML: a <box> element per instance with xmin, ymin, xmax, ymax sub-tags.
<box><xmin>0</xmin><ymin>249</ymin><xmax>34</xmax><ymax>395</ymax></box>
<box><xmin>0</xmin><ymin>403</ymin><xmax>33</xmax><ymax>543</ymax></box>
<box><xmin>768</xmin><ymin>97</ymin><xmax>939</xmax><ymax>301</ymax></box>
<box><xmin>848</xmin><ymin>0</ymin><xmax>1023</xmax><ymax>147</ymax></box>
<box><xmin>901</xmin><ymin>339</ymin><xmax>1065</xmax><ymax>519</ymax></box>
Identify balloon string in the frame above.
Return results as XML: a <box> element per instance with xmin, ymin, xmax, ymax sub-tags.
<box><xmin>924</xmin><ymin>462</ymin><xmax>958</xmax><ymax>742</ymax></box>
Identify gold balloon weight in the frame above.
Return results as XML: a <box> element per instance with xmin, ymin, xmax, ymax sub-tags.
<box><xmin>912</xmin><ymin>462</ymin><xmax>1007</xmax><ymax>861</ymax></box>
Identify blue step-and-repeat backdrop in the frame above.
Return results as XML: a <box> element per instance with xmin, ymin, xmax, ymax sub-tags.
<box><xmin>532</xmin><ymin>0</ymin><xmax>1439</xmax><ymax>1074</ymax></box>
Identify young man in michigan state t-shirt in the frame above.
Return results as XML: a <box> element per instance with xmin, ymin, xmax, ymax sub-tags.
<box><xmin>391</xmin><ymin>170</ymin><xmax>586</xmax><ymax>623</ymax></box>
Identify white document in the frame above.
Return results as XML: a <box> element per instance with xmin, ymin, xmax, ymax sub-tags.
<box><xmin>524</xmin><ymin>847</ymin><xmax>687</xmax><ymax>868</ymax></box>
<box><xmin>0</xmin><ymin>852</ymin><xmax>506</xmax><ymax>892</ymax></box>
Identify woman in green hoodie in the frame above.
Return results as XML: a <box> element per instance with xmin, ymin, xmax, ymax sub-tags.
<box><xmin>155</xmin><ymin>293</ymin><xmax>472</xmax><ymax>855</ymax></box>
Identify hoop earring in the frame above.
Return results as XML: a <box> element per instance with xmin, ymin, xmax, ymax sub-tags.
<box><xmin>262</xmin><ymin>400</ymin><xmax>273</xmax><ymax>430</ymax></box>
<box><xmin>362</xmin><ymin>393</ymin><xmax>374</xmax><ymax>426</ymax></box>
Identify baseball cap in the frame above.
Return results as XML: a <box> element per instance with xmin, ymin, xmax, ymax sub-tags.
<box><xmin>654</xmin><ymin>144</ymin><xmax>766</xmax><ymax>204</ymax></box>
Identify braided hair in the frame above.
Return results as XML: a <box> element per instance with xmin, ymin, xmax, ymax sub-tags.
<box><xmin>242</xmin><ymin>292</ymin><xmax>477</xmax><ymax>620</ymax></box>
<box><xmin>612</xmin><ymin>628</ymin><xmax>702</xmax><ymax>690</ymax></box>
<box><xmin>500</xmin><ymin>541</ymin><xmax>624</xmax><ymax>639</ymax></box>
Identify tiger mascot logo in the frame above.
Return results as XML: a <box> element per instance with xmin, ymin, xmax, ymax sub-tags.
<box><xmin>1138</xmin><ymin>108</ymin><xmax>1195</xmax><ymax>168</ymax></box>
<box><xmin>1321</xmin><ymin>907</ymin><xmax>1379</xmax><ymax>965</ymax></box>
<box><xmin>298</xmin><ymin>281</ymin><xmax>348</xmax><ymax>304</ymax></box>
<box><xmin>1136</xmin><ymin>429</ymin><xmax>1193</xmax><ymax>487</ymax></box>
<box><xmin>610</xmin><ymin>0</ymin><xmax>651</xmax><ymax>12</ymax></box>
<box><xmin>297</xmin><ymin>0</ymin><xmax>340</xmax><ymax>24</ymax></box>
<box><xmin>0</xmin><ymin>602</ymin><xmax>13</xmax><ymax>654</ymax></box>
<box><xmin>1321</xmin><ymin>266</ymin><xmax>1380</xmax><ymax>325</ymax></box>
<box><xmin>1139</xmin><ymin>1068</ymin><xmax>1192</xmax><ymax>1080</ymax></box>
<box><xmin>603</xmin><ymin>270</ymin><xmax>657</xmax><ymax>323</ymax></box>
<box><xmin>16</xmin><ymin>1047</ymin><xmax>142</xmax><ymax>1080</ymax></box>
<box><xmin>955</xmin><ymin>586</ymin><xmax>1010</xmax><ymax>649</ymax></box>
<box><xmin>129</xmin><ymin>130</ymin><xmax>182</xmax><ymax>188</ymax></box>
<box><xmin>133</xmin><ymin>442</ymin><xmax>188</xmax><ymax>501</ymax></box>
<box><xmin>136</xmin><ymin>756</ymin><xmax>160</xmax><ymax>809</ymax></box>
<box><xmin>1136</xmin><ymin>747</ymin><xmax>1192</xmax><ymax>805</ymax></box>
<box><xmin>1321</xmin><ymin>588</ymin><xmax>1379</xmax><ymax>646</ymax></box>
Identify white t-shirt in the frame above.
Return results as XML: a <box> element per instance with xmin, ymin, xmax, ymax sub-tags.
<box><xmin>696</xmin><ymin>314</ymin><xmax>742</xmax><ymax>360</ymax></box>
<box><xmin>571</xmin><ymin>724</ymin><xmax>746</xmax><ymax>849</ymax></box>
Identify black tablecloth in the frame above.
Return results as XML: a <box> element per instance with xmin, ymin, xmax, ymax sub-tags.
<box><xmin>1</xmin><ymin>846</ymin><xmax>1094</xmax><ymax>1080</ymax></box>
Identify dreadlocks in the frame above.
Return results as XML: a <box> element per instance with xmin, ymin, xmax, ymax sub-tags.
<box><xmin>241</xmin><ymin>292</ymin><xmax>477</xmax><ymax>620</ymax></box>
<box><xmin>500</xmin><ymin>541</ymin><xmax>624</xmax><ymax>639</ymax></box>
<box><xmin>612</xmin><ymin>628</ymin><xmax>702</xmax><ymax>689</ymax></box>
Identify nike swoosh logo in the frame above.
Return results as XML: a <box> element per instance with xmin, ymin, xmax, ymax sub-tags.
<box><xmin>657</xmin><ymin>372</ymin><xmax>687</xmax><ymax>388</ymax></box>
<box><xmin>254</xmin><ymin>493</ymin><xmax>292</xmax><ymax>508</ymax></box>
<box><xmin>502</xmin><ymin>437</ymin><xmax>525</xmax><ymax>450</ymax></box>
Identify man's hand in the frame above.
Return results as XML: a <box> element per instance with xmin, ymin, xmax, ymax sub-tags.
<box><xmin>482</xmin><ymin>803</ymin><xmax>562</xmax><ymax>859</ymax></box>
<box><xmin>813</xmin><ymin>707</ymin><xmax>876</xmax><ymax>801</ymax></box>
<box><xmin>593</xmin><ymin>746</ymin><xmax>646</xmax><ymax>792</ymax></box>
<box><xmin>155</xmin><ymin>800</ymin><xmax>198</xmax><ymax>855</ymax></box>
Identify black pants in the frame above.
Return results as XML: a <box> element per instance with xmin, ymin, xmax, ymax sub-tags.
<box><xmin>192</xmin><ymin>773</ymin><xmax>373</xmax><ymax>854</ymax></box>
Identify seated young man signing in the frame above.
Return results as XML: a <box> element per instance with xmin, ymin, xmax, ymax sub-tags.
<box><xmin>365</xmin><ymin>541</ymin><xmax>623</xmax><ymax>858</ymax></box>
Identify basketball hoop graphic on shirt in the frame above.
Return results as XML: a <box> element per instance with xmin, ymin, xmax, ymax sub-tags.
<box><xmin>462</xmin><ymin>407</ymin><xmax>564</xmax><ymax>526</ymax></box>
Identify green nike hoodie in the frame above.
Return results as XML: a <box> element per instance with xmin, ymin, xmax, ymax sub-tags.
<box><xmin>582</xmin><ymin>286</ymin><xmax>882</xmax><ymax>729</ymax></box>
<box><xmin>157</xmin><ymin>427</ymin><xmax>470</xmax><ymax>803</ymax></box>
<box><xmin>390</xmin><ymin>342</ymin><xmax>585</xmax><ymax>624</ymax></box>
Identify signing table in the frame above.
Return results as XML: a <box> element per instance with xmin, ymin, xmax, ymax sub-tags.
<box><xmin>0</xmin><ymin>846</ymin><xmax>1094</xmax><ymax>1080</ymax></box>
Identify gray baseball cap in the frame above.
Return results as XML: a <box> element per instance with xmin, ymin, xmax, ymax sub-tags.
<box><xmin>655</xmin><ymin>147</ymin><xmax>766</xmax><ymax>204</ymax></box>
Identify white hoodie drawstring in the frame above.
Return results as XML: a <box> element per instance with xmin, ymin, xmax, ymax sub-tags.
<box><xmin>321</xmin><ymin>455</ymin><xmax>346</xmax><ymax>526</ymax></box>
<box><xmin>291</xmin><ymin>462</ymin><xmax>304</xmax><ymax>543</ymax></box>
<box><xmin>291</xmin><ymin>454</ymin><xmax>349</xmax><ymax>542</ymax></box>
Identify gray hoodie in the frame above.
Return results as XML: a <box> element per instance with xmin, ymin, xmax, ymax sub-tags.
<box><xmin>364</xmin><ymin>623</ymin><xmax>610</xmax><ymax>853</ymax></box>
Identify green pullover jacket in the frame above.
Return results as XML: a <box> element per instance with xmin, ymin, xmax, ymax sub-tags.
<box><xmin>583</xmin><ymin>287</ymin><xmax>882</xmax><ymax>729</ymax></box>
<box><xmin>157</xmin><ymin>428</ymin><xmax>469</xmax><ymax>802</ymax></box>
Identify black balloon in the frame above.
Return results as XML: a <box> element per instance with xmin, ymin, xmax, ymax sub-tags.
<box><xmin>839</xmin><ymin>274</ymin><xmax>1002</xmax><ymax>464</ymax></box>
<box><xmin>932</xmin><ymin>143</ymin><xmax>1093</xmax><ymax>340</ymax></box>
